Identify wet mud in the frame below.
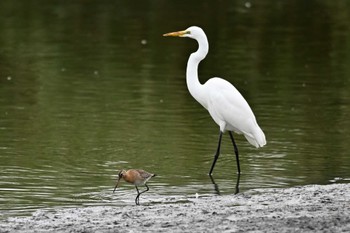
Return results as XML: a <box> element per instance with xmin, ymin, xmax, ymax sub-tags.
<box><xmin>1</xmin><ymin>183</ymin><xmax>350</xmax><ymax>232</ymax></box>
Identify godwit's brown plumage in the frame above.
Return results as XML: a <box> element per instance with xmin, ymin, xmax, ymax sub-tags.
<box><xmin>113</xmin><ymin>169</ymin><xmax>156</xmax><ymax>205</ymax></box>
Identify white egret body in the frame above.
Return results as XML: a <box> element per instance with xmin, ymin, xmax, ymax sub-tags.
<box><xmin>164</xmin><ymin>26</ymin><xmax>266</xmax><ymax>174</ymax></box>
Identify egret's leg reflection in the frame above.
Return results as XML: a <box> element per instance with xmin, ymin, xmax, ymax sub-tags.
<box><xmin>209</xmin><ymin>173</ymin><xmax>240</xmax><ymax>195</ymax></box>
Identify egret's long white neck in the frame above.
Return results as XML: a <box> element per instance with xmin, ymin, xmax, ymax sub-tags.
<box><xmin>186</xmin><ymin>34</ymin><xmax>209</xmax><ymax>108</ymax></box>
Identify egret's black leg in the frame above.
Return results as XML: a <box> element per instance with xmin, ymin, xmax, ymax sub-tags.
<box><xmin>209</xmin><ymin>131</ymin><xmax>223</xmax><ymax>175</ymax></box>
<box><xmin>229</xmin><ymin>131</ymin><xmax>241</xmax><ymax>174</ymax></box>
<box><xmin>135</xmin><ymin>186</ymin><xmax>140</xmax><ymax>205</ymax></box>
<box><xmin>235</xmin><ymin>173</ymin><xmax>241</xmax><ymax>194</ymax></box>
<box><xmin>209</xmin><ymin>174</ymin><xmax>220</xmax><ymax>195</ymax></box>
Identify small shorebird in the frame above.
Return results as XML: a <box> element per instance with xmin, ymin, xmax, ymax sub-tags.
<box><xmin>113</xmin><ymin>169</ymin><xmax>156</xmax><ymax>205</ymax></box>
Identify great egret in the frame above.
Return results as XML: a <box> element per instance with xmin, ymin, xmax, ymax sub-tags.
<box><xmin>113</xmin><ymin>169</ymin><xmax>156</xmax><ymax>205</ymax></box>
<box><xmin>163</xmin><ymin>26</ymin><xmax>266</xmax><ymax>174</ymax></box>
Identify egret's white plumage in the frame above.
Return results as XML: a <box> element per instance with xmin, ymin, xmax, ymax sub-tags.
<box><xmin>164</xmin><ymin>26</ymin><xmax>266</xmax><ymax>174</ymax></box>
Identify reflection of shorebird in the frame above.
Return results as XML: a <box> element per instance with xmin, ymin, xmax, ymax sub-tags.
<box><xmin>113</xmin><ymin>169</ymin><xmax>156</xmax><ymax>205</ymax></box>
<box><xmin>209</xmin><ymin>174</ymin><xmax>240</xmax><ymax>195</ymax></box>
<box><xmin>164</xmin><ymin>26</ymin><xmax>266</xmax><ymax>175</ymax></box>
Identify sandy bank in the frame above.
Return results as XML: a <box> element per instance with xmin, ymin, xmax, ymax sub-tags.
<box><xmin>1</xmin><ymin>183</ymin><xmax>350</xmax><ymax>232</ymax></box>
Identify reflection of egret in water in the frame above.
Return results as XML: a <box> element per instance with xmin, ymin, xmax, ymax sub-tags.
<box><xmin>209</xmin><ymin>174</ymin><xmax>240</xmax><ymax>195</ymax></box>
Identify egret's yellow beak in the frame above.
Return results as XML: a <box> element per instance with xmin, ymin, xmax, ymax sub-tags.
<box><xmin>113</xmin><ymin>177</ymin><xmax>121</xmax><ymax>193</ymax></box>
<box><xmin>163</xmin><ymin>30</ymin><xmax>188</xmax><ymax>37</ymax></box>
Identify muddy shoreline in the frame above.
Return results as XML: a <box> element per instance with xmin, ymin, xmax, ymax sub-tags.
<box><xmin>1</xmin><ymin>183</ymin><xmax>350</xmax><ymax>232</ymax></box>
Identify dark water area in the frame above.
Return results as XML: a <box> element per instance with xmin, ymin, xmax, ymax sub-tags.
<box><xmin>0</xmin><ymin>1</ymin><xmax>350</xmax><ymax>218</ymax></box>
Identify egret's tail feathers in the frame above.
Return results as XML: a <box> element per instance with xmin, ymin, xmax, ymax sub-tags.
<box><xmin>245</xmin><ymin>127</ymin><xmax>266</xmax><ymax>148</ymax></box>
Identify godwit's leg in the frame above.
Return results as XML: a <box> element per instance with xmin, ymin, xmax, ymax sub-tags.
<box><xmin>135</xmin><ymin>185</ymin><xmax>149</xmax><ymax>205</ymax></box>
<box><xmin>209</xmin><ymin>131</ymin><xmax>223</xmax><ymax>175</ymax></box>
<box><xmin>229</xmin><ymin>131</ymin><xmax>241</xmax><ymax>174</ymax></box>
<box><xmin>135</xmin><ymin>186</ymin><xmax>140</xmax><ymax>205</ymax></box>
<box><xmin>139</xmin><ymin>184</ymin><xmax>149</xmax><ymax>195</ymax></box>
